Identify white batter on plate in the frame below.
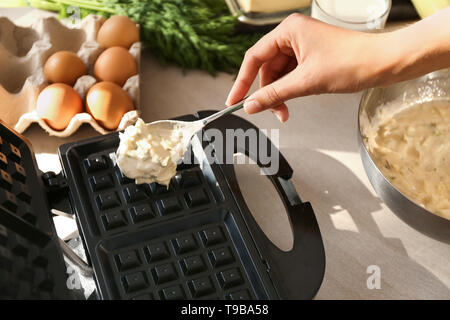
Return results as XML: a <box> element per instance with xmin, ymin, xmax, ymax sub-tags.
<box><xmin>116</xmin><ymin>118</ymin><xmax>189</xmax><ymax>186</ymax></box>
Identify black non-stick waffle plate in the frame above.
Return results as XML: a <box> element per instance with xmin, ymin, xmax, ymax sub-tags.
<box><xmin>0</xmin><ymin>121</ymin><xmax>73</xmax><ymax>299</ymax></box>
<box><xmin>59</xmin><ymin>111</ymin><xmax>325</xmax><ymax>300</ymax></box>
<box><xmin>0</xmin><ymin>111</ymin><xmax>325</xmax><ymax>300</ymax></box>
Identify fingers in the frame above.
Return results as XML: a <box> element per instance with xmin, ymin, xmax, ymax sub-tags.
<box><xmin>259</xmin><ymin>53</ymin><xmax>292</xmax><ymax>87</ymax></box>
<box><xmin>226</xmin><ymin>31</ymin><xmax>281</xmax><ymax>106</ymax></box>
<box><xmin>244</xmin><ymin>67</ymin><xmax>300</xmax><ymax>114</ymax></box>
<box><xmin>259</xmin><ymin>54</ymin><xmax>293</xmax><ymax>122</ymax></box>
<box><xmin>284</xmin><ymin>58</ymin><xmax>298</xmax><ymax>75</ymax></box>
<box><xmin>259</xmin><ymin>54</ymin><xmax>292</xmax><ymax>93</ymax></box>
<box><xmin>226</xmin><ymin>13</ymin><xmax>304</xmax><ymax>117</ymax></box>
<box><xmin>271</xmin><ymin>104</ymin><xmax>289</xmax><ymax>123</ymax></box>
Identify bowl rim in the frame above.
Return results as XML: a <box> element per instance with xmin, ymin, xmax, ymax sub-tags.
<box><xmin>357</xmin><ymin>83</ymin><xmax>450</xmax><ymax>222</ymax></box>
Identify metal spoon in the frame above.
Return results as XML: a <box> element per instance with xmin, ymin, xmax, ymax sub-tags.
<box><xmin>115</xmin><ymin>98</ymin><xmax>246</xmax><ymax>186</ymax></box>
<box><xmin>144</xmin><ymin>98</ymin><xmax>247</xmax><ymax>153</ymax></box>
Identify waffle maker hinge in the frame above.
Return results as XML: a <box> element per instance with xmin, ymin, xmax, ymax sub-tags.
<box><xmin>196</xmin><ymin>110</ymin><xmax>326</xmax><ymax>299</ymax></box>
<box><xmin>41</xmin><ymin>171</ymin><xmax>94</xmax><ymax>277</ymax></box>
<box><xmin>41</xmin><ymin>171</ymin><xmax>73</xmax><ymax>215</ymax></box>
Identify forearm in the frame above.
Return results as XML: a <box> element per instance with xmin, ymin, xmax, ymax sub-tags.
<box><xmin>374</xmin><ymin>6</ymin><xmax>450</xmax><ymax>86</ymax></box>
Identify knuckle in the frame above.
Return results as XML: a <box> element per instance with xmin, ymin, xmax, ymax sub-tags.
<box><xmin>281</xmin><ymin>13</ymin><xmax>307</xmax><ymax>36</ymax></box>
<box><xmin>238</xmin><ymin>77</ymin><xmax>252</xmax><ymax>88</ymax></box>
<box><xmin>264</xmin><ymin>86</ymin><xmax>282</xmax><ymax>105</ymax></box>
<box><xmin>243</xmin><ymin>49</ymin><xmax>253</xmax><ymax>63</ymax></box>
<box><xmin>285</xmin><ymin>12</ymin><xmax>304</xmax><ymax>25</ymax></box>
<box><xmin>243</xmin><ymin>48</ymin><xmax>260</xmax><ymax>66</ymax></box>
<box><xmin>244</xmin><ymin>47</ymin><xmax>255</xmax><ymax>59</ymax></box>
<box><xmin>286</xmin><ymin>12</ymin><xmax>302</xmax><ymax>21</ymax></box>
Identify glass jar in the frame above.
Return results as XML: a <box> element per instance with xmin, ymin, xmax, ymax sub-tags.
<box><xmin>311</xmin><ymin>0</ymin><xmax>391</xmax><ymax>31</ymax></box>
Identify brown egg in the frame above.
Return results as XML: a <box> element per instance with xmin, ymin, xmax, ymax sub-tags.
<box><xmin>94</xmin><ymin>47</ymin><xmax>137</xmax><ymax>86</ymax></box>
<box><xmin>44</xmin><ymin>51</ymin><xmax>87</xmax><ymax>86</ymax></box>
<box><xmin>36</xmin><ymin>83</ymin><xmax>83</xmax><ymax>131</ymax></box>
<box><xmin>86</xmin><ymin>81</ymin><xmax>134</xmax><ymax>130</ymax></box>
<box><xmin>97</xmin><ymin>15</ymin><xmax>140</xmax><ymax>49</ymax></box>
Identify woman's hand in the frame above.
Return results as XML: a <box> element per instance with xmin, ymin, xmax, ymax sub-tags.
<box><xmin>226</xmin><ymin>13</ymin><xmax>384</xmax><ymax>122</ymax></box>
<box><xmin>226</xmin><ymin>8</ymin><xmax>450</xmax><ymax>122</ymax></box>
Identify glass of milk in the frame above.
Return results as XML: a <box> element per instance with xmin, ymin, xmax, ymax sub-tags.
<box><xmin>311</xmin><ymin>0</ymin><xmax>392</xmax><ymax>31</ymax></box>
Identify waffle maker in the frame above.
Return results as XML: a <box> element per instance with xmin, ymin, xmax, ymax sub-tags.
<box><xmin>0</xmin><ymin>111</ymin><xmax>325</xmax><ymax>300</ymax></box>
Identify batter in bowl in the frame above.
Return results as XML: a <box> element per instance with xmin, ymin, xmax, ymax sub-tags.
<box><xmin>364</xmin><ymin>100</ymin><xmax>450</xmax><ymax>219</ymax></box>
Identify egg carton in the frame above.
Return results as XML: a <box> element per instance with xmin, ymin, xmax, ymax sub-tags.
<box><xmin>0</xmin><ymin>14</ymin><xmax>140</xmax><ymax>137</ymax></box>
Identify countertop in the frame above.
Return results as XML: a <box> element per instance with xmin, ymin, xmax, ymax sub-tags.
<box><xmin>1</xmin><ymin>8</ymin><xmax>449</xmax><ymax>300</ymax></box>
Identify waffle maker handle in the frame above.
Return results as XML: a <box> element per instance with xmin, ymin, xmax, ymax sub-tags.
<box><xmin>197</xmin><ymin>110</ymin><xmax>326</xmax><ymax>300</ymax></box>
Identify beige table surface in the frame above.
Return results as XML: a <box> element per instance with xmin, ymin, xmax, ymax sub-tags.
<box><xmin>1</xmin><ymin>8</ymin><xmax>449</xmax><ymax>300</ymax></box>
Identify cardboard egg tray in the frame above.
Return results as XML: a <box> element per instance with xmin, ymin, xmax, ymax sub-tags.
<box><xmin>0</xmin><ymin>15</ymin><xmax>140</xmax><ymax>137</ymax></box>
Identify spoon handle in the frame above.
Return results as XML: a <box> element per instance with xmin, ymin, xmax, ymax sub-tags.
<box><xmin>200</xmin><ymin>97</ymin><xmax>247</xmax><ymax>126</ymax></box>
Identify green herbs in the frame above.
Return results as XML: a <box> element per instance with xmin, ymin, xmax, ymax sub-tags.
<box><xmin>362</xmin><ymin>134</ymin><xmax>369</xmax><ymax>143</ymax></box>
<box><xmin>0</xmin><ymin>0</ymin><xmax>60</xmax><ymax>11</ymax></box>
<box><xmin>2</xmin><ymin>0</ymin><xmax>262</xmax><ymax>74</ymax></box>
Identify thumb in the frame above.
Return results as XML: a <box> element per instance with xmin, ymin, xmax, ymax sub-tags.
<box><xmin>244</xmin><ymin>69</ymin><xmax>300</xmax><ymax>114</ymax></box>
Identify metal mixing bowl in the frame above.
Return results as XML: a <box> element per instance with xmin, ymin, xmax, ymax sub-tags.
<box><xmin>358</xmin><ymin>69</ymin><xmax>450</xmax><ymax>243</ymax></box>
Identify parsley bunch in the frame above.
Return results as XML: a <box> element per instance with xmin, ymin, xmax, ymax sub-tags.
<box><xmin>1</xmin><ymin>0</ymin><xmax>262</xmax><ymax>74</ymax></box>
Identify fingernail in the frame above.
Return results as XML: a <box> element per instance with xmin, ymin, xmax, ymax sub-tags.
<box><xmin>274</xmin><ymin>112</ymin><xmax>284</xmax><ymax>123</ymax></box>
<box><xmin>225</xmin><ymin>94</ymin><xmax>232</xmax><ymax>106</ymax></box>
<box><xmin>244</xmin><ymin>99</ymin><xmax>262</xmax><ymax>114</ymax></box>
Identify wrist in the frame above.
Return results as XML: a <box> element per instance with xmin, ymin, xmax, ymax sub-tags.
<box><xmin>343</xmin><ymin>31</ymin><xmax>403</xmax><ymax>90</ymax></box>
<box><xmin>370</xmin><ymin>11</ymin><xmax>450</xmax><ymax>87</ymax></box>
<box><xmin>362</xmin><ymin>31</ymin><xmax>413</xmax><ymax>88</ymax></box>
<box><xmin>379</xmin><ymin>28</ymin><xmax>423</xmax><ymax>84</ymax></box>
